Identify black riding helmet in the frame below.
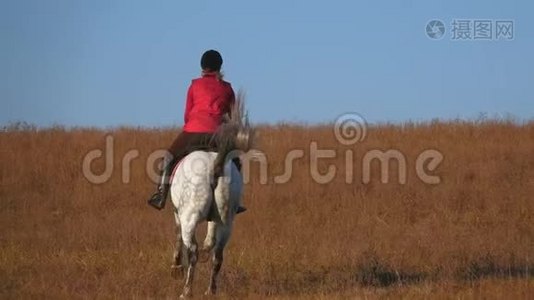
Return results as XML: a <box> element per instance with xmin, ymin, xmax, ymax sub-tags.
<box><xmin>201</xmin><ymin>50</ymin><xmax>223</xmax><ymax>71</ymax></box>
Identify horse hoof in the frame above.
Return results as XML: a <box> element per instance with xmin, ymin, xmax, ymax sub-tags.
<box><xmin>204</xmin><ymin>289</ymin><xmax>216</xmax><ymax>296</ymax></box>
<box><xmin>170</xmin><ymin>264</ymin><xmax>184</xmax><ymax>279</ymax></box>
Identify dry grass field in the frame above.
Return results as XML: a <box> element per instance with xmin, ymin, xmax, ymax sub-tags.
<box><xmin>1</xmin><ymin>121</ymin><xmax>534</xmax><ymax>298</ymax></box>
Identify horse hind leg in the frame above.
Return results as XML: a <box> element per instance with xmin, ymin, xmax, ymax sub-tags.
<box><xmin>199</xmin><ymin>192</ymin><xmax>221</xmax><ymax>262</ymax></box>
<box><xmin>171</xmin><ymin>210</ymin><xmax>184</xmax><ymax>279</ymax></box>
<box><xmin>180</xmin><ymin>218</ymin><xmax>200</xmax><ymax>298</ymax></box>
<box><xmin>171</xmin><ymin>226</ymin><xmax>184</xmax><ymax>279</ymax></box>
<box><xmin>205</xmin><ymin>225</ymin><xmax>231</xmax><ymax>296</ymax></box>
<box><xmin>199</xmin><ymin>221</ymin><xmax>216</xmax><ymax>263</ymax></box>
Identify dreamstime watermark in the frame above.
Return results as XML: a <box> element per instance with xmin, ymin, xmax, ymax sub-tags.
<box><xmin>82</xmin><ymin>113</ymin><xmax>444</xmax><ymax>186</ymax></box>
<box><xmin>426</xmin><ymin>18</ymin><xmax>514</xmax><ymax>41</ymax></box>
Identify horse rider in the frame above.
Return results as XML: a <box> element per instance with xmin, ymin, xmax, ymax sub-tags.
<box><xmin>147</xmin><ymin>49</ymin><xmax>247</xmax><ymax>213</ymax></box>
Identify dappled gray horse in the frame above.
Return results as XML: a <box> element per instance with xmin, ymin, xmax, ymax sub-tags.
<box><xmin>169</xmin><ymin>96</ymin><xmax>253</xmax><ymax>298</ymax></box>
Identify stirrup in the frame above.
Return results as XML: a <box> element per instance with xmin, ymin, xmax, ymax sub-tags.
<box><xmin>148</xmin><ymin>191</ymin><xmax>166</xmax><ymax>210</ymax></box>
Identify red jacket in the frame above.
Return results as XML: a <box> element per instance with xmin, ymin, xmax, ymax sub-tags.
<box><xmin>183</xmin><ymin>73</ymin><xmax>235</xmax><ymax>133</ymax></box>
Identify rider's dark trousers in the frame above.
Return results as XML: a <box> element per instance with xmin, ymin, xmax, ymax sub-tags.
<box><xmin>168</xmin><ymin>131</ymin><xmax>216</xmax><ymax>163</ymax></box>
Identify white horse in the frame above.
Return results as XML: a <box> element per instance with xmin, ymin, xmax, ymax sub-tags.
<box><xmin>169</xmin><ymin>95</ymin><xmax>253</xmax><ymax>298</ymax></box>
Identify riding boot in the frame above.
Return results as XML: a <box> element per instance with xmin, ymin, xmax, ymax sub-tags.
<box><xmin>147</xmin><ymin>156</ymin><xmax>174</xmax><ymax>210</ymax></box>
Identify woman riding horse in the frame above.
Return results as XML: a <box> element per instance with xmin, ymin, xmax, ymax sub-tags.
<box><xmin>148</xmin><ymin>49</ymin><xmax>246</xmax><ymax>213</ymax></box>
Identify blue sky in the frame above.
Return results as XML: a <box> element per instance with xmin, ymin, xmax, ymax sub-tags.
<box><xmin>1</xmin><ymin>0</ymin><xmax>533</xmax><ymax>127</ymax></box>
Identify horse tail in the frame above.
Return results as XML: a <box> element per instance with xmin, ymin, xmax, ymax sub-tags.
<box><xmin>228</xmin><ymin>91</ymin><xmax>254</xmax><ymax>153</ymax></box>
<box><xmin>212</xmin><ymin>91</ymin><xmax>254</xmax><ymax>175</ymax></box>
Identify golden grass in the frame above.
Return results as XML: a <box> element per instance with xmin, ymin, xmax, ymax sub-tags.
<box><xmin>1</xmin><ymin>121</ymin><xmax>533</xmax><ymax>298</ymax></box>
